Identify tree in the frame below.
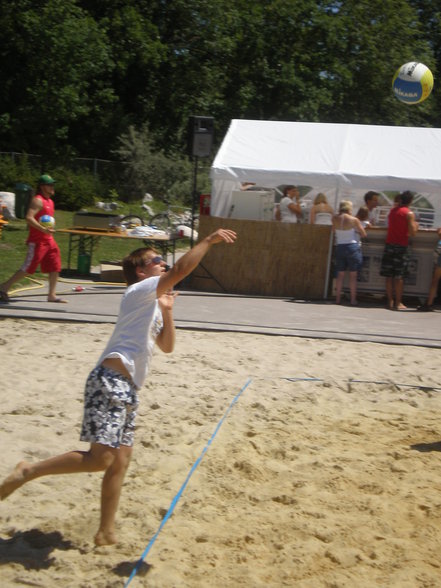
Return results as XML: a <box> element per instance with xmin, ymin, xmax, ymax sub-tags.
<box><xmin>114</xmin><ymin>124</ymin><xmax>195</xmax><ymax>202</ymax></box>
<box><xmin>0</xmin><ymin>0</ymin><xmax>115</xmax><ymax>159</ymax></box>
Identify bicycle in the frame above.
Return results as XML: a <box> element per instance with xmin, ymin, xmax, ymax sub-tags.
<box><xmin>119</xmin><ymin>202</ymin><xmax>197</xmax><ymax>236</ymax></box>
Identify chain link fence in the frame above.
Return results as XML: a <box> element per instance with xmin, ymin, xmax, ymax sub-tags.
<box><xmin>0</xmin><ymin>152</ymin><xmax>132</xmax><ymax>199</ymax></box>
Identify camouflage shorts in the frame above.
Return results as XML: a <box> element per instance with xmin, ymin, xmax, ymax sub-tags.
<box><xmin>380</xmin><ymin>244</ymin><xmax>410</xmax><ymax>278</ymax></box>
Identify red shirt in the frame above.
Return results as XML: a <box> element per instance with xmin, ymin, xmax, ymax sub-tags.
<box><xmin>386</xmin><ymin>206</ymin><xmax>411</xmax><ymax>247</ymax></box>
<box><xmin>26</xmin><ymin>195</ymin><xmax>55</xmax><ymax>244</ymax></box>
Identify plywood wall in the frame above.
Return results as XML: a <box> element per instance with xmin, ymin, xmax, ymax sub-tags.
<box><xmin>187</xmin><ymin>217</ymin><xmax>332</xmax><ymax>298</ymax></box>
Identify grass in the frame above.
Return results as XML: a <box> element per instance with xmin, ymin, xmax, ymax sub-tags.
<box><xmin>0</xmin><ymin>202</ymin><xmax>190</xmax><ymax>290</ymax></box>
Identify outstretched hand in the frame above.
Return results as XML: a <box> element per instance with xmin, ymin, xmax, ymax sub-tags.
<box><xmin>158</xmin><ymin>290</ymin><xmax>178</xmax><ymax>312</ymax></box>
<box><xmin>206</xmin><ymin>229</ymin><xmax>237</xmax><ymax>245</ymax></box>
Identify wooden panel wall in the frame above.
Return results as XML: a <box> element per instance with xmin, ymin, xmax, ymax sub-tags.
<box><xmin>187</xmin><ymin>216</ymin><xmax>332</xmax><ymax>298</ymax></box>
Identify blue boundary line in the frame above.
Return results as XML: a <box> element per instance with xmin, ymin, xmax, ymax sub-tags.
<box><xmin>124</xmin><ymin>377</ymin><xmax>253</xmax><ymax>587</ymax></box>
<box><xmin>124</xmin><ymin>374</ymin><xmax>440</xmax><ymax>585</ymax></box>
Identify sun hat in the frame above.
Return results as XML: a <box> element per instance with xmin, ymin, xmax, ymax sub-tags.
<box><xmin>38</xmin><ymin>174</ymin><xmax>56</xmax><ymax>185</ymax></box>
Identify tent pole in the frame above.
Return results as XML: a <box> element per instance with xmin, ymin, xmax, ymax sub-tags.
<box><xmin>323</xmin><ymin>230</ymin><xmax>334</xmax><ymax>299</ymax></box>
<box><xmin>323</xmin><ymin>183</ymin><xmax>340</xmax><ymax>299</ymax></box>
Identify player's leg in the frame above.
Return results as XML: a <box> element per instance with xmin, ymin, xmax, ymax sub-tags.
<box><xmin>0</xmin><ymin>269</ymin><xmax>28</xmax><ymax>301</ymax></box>
<box><xmin>0</xmin><ymin>443</ymin><xmax>116</xmax><ymax>501</ymax></box>
<box><xmin>385</xmin><ymin>277</ymin><xmax>394</xmax><ymax>309</ymax></box>
<box><xmin>427</xmin><ymin>265</ymin><xmax>441</xmax><ymax>307</ymax></box>
<box><xmin>394</xmin><ymin>277</ymin><xmax>406</xmax><ymax>309</ymax></box>
<box><xmin>349</xmin><ymin>270</ymin><xmax>358</xmax><ymax>305</ymax></box>
<box><xmin>0</xmin><ymin>243</ymin><xmax>39</xmax><ymax>300</ymax></box>
<box><xmin>42</xmin><ymin>242</ymin><xmax>66</xmax><ymax>302</ymax></box>
<box><xmin>335</xmin><ymin>270</ymin><xmax>345</xmax><ymax>304</ymax></box>
<box><xmin>47</xmin><ymin>271</ymin><xmax>67</xmax><ymax>302</ymax></box>
<box><xmin>95</xmin><ymin>444</ymin><xmax>133</xmax><ymax>546</ymax></box>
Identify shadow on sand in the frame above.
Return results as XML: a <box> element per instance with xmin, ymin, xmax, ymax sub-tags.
<box><xmin>0</xmin><ymin>528</ymin><xmax>74</xmax><ymax>570</ymax></box>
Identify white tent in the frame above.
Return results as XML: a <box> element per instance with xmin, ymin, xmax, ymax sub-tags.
<box><xmin>210</xmin><ymin>119</ymin><xmax>441</xmax><ymax>226</ymax></box>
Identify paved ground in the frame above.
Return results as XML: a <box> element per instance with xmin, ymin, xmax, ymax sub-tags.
<box><xmin>0</xmin><ymin>275</ymin><xmax>439</xmax><ymax>348</ymax></box>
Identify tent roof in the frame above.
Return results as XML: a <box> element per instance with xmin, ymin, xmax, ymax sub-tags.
<box><xmin>210</xmin><ymin>119</ymin><xmax>441</xmax><ymax>192</ymax></box>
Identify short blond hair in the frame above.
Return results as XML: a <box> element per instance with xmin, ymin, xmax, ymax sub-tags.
<box><xmin>338</xmin><ymin>200</ymin><xmax>352</xmax><ymax>214</ymax></box>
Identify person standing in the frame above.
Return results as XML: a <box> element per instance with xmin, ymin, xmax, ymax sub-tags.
<box><xmin>0</xmin><ymin>228</ymin><xmax>237</xmax><ymax>546</ymax></box>
<box><xmin>332</xmin><ymin>200</ymin><xmax>367</xmax><ymax>305</ymax></box>
<box><xmin>0</xmin><ymin>174</ymin><xmax>66</xmax><ymax>303</ymax></box>
<box><xmin>380</xmin><ymin>190</ymin><xmax>419</xmax><ymax>310</ymax></box>
<box><xmin>364</xmin><ymin>191</ymin><xmax>380</xmax><ymax>225</ymax></box>
<box><xmin>417</xmin><ymin>227</ymin><xmax>441</xmax><ymax>311</ymax></box>
<box><xmin>279</xmin><ymin>185</ymin><xmax>302</xmax><ymax>223</ymax></box>
<box><xmin>309</xmin><ymin>192</ymin><xmax>334</xmax><ymax>225</ymax></box>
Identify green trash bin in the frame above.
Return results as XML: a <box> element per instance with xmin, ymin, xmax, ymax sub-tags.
<box><xmin>77</xmin><ymin>253</ymin><xmax>91</xmax><ymax>275</ymax></box>
<box><xmin>14</xmin><ymin>183</ymin><xmax>32</xmax><ymax>219</ymax></box>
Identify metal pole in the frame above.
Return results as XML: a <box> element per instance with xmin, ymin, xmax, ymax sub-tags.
<box><xmin>190</xmin><ymin>156</ymin><xmax>199</xmax><ymax>247</ymax></box>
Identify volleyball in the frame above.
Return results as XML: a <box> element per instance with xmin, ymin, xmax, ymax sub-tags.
<box><xmin>40</xmin><ymin>214</ymin><xmax>55</xmax><ymax>228</ymax></box>
<box><xmin>392</xmin><ymin>62</ymin><xmax>434</xmax><ymax>104</ymax></box>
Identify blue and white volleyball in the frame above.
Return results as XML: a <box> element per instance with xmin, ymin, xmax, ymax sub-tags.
<box><xmin>40</xmin><ymin>214</ymin><xmax>55</xmax><ymax>228</ymax></box>
<box><xmin>392</xmin><ymin>62</ymin><xmax>433</xmax><ymax>104</ymax></box>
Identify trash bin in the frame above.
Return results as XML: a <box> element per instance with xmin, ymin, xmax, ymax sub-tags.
<box><xmin>77</xmin><ymin>253</ymin><xmax>91</xmax><ymax>275</ymax></box>
<box><xmin>14</xmin><ymin>183</ymin><xmax>32</xmax><ymax>219</ymax></box>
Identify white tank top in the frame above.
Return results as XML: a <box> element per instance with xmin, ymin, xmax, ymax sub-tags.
<box><xmin>335</xmin><ymin>228</ymin><xmax>358</xmax><ymax>244</ymax></box>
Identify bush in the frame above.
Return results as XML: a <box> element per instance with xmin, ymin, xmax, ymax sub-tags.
<box><xmin>0</xmin><ymin>155</ymin><xmax>111</xmax><ymax>211</ymax></box>
<box><xmin>48</xmin><ymin>167</ymin><xmax>104</xmax><ymax>210</ymax></box>
<box><xmin>0</xmin><ymin>154</ymin><xmax>39</xmax><ymax>192</ymax></box>
<box><xmin>114</xmin><ymin>124</ymin><xmax>213</xmax><ymax>204</ymax></box>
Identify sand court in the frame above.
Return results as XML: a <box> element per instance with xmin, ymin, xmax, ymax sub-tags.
<box><xmin>1</xmin><ymin>319</ymin><xmax>441</xmax><ymax>587</ymax></box>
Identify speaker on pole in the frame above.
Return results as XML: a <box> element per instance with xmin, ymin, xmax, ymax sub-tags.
<box><xmin>188</xmin><ymin>116</ymin><xmax>214</xmax><ymax>158</ymax></box>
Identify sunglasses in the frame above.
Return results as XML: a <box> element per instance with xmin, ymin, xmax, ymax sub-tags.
<box><xmin>145</xmin><ymin>255</ymin><xmax>163</xmax><ymax>266</ymax></box>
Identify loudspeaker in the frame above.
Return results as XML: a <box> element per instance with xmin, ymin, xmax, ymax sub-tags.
<box><xmin>188</xmin><ymin>116</ymin><xmax>214</xmax><ymax>157</ymax></box>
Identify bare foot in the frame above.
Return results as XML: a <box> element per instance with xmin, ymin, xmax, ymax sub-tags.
<box><xmin>395</xmin><ymin>303</ymin><xmax>407</xmax><ymax>310</ymax></box>
<box><xmin>0</xmin><ymin>461</ymin><xmax>31</xmax><ymax>500</ymax></box>
<box><xmin>94</xmin><ymin>530</ymin><xmax>118</xmax><ymax>546</ymax></box>
<box><xmin>47</xmin><ymin>297</ymin><xmax>68</xmax><ymax>303</ymax></box>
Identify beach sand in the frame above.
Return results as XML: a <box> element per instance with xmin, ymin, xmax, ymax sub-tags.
<box><xmin>0</xmin><ymin>317</ymin><xmax>440</xmax><ymax>587</ymax></box>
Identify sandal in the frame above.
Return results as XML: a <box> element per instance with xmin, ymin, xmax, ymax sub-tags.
<box><xmin>417</xmin><ymin>303</ymin><xmax>434</xmax><ymax>312</ymax></box>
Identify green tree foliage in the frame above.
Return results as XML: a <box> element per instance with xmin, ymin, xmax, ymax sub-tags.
<box><xmin>0</xmin><ymin>0</ymin><xmax>440</xmax><ymax>172</ymax></box>
<box><xmin>113</xmin><ymin>124</ymin><xmax>195</xmax><ymax>203</ymax></box>
<box><xmin>0</xmin><ymin>0</ymin><xmax>115</xmax><ymax>159</ymax></box>
<box><xmin>315</xmin><ymin>0</ymin><xmax>435</xmax><ymax>126</ymax></box>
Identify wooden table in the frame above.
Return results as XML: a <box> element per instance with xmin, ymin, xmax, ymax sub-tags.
<box><xmin>57</xmin><ymin>227</ymin><xmax>180</xmax><ymax>273</ymax></box>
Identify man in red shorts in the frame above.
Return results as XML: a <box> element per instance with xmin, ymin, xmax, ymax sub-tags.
<box><xmin>0</xmin><ymin>174</ymin><xmax>67</xmax><ymax>303</ymax></box>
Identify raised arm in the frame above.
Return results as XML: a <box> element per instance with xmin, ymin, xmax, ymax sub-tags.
<box><xmin>155</xmin><ymin>291</ymin><xmax>178</xmax><ymax>353</ymax></box>
<box><xmin>156</xmin><ymin>228</ymin><xmax>237</xmax><ymax>298</ymax></box>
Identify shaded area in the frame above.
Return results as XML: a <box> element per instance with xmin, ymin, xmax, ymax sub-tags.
<box><xmin>410</xmin><ymin>441</ymin><xmax>441</xmax><ymax>453</ymax></box>
<box><xmin>112</xmin><ymin>559</ymin><xmax>151</xmax><ymax>578</ymax></box>
<box><xmin>0</xmin><ymin>528</ymin><xmax>74</xmax><ymax>570</ymax></box>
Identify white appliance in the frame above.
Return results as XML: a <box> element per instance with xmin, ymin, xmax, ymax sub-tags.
<box><xmin>228</xmin><ymin>190</ymin><xmax>275</xmax><ymax>221</ymax></box>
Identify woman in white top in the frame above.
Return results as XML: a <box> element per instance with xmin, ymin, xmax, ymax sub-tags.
<box><xmin>279</xmin><ymin>185</ymin><xmax>302</xmax><ymax>223</ymax></box>
<box><xmin>310</xmin><ymin>193</ymin><xmax>334</xmax><ymax>225</ymax></box>
<box><xmin>332</xmin><ymin>200</ymin><xmax>367</xmax><ymax>305</ymax></box>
